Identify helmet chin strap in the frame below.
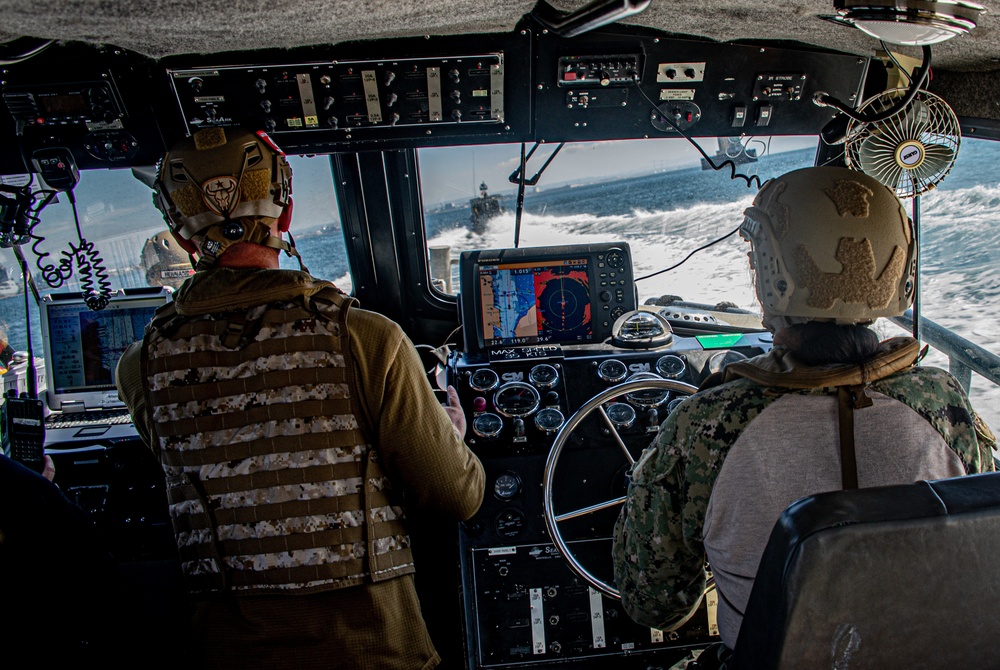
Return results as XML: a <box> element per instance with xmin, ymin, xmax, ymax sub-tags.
<box><xmin>193</xmin><ymin>216</ymin><xmax>308</xmax><ymax>272</ymax></box>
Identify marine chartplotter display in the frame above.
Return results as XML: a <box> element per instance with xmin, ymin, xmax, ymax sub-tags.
<box><xmin>459</xmin><ymin>243</ymin><xmax>637</xmax><ymax>353</ymax></box>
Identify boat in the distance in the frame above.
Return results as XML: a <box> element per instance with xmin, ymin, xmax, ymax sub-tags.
<box><xmin>469</xmin><ymin>181</ymin><xmax>504</xmax><ymax>234</ymax></box>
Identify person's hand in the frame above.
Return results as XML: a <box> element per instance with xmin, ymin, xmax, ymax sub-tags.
<box><xmin>442</xmin><ymin>385</ymin><xmax>467</xmax><ymax>441</ymax></box>
<box><xmin>41</xmin><ymin>454</ymin><xmax>55</xmax><ymax>482</ymax></box>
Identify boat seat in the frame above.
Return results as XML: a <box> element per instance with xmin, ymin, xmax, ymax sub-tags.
<box><xmin>729</xmin><ymin>471</ymin><xmax>1000</xmax><ymax>670</ymax></box>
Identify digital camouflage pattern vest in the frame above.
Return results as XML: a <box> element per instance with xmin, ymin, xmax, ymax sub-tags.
<box><xmin>140</xmin><ymin>285</ymin><xmax>414</xmax><ymax>594</ymax></box>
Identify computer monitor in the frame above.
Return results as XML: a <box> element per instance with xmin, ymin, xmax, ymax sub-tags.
<box><xmin>39</xmin><ymin>288</ymin><xmax>171</xmax><ymax>412</ymax></box>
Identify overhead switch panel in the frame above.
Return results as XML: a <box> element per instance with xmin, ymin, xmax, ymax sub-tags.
<box><xmin>167</xmin><ymin>53</ymin><xmax>505</xmax><ymax>138</ymax></box>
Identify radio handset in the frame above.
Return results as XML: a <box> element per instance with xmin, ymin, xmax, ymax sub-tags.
<box><xmin>2</xmin><ymin>391</ymin><xmax>46</xmax><ymax>474</ymax></box>
<box><xmin>31</xmin><ymin>147</ymin><xmax>80</xmax><ymax>192</ymax></box>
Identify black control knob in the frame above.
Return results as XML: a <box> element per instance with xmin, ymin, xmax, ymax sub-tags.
<box><xmin>450</xmin><ymin>90</ymin><xmax>461</xmax><ymax>103</ymax></box>
<box><xmin>265</xmin><ymin>118</ymin><xmax>277</xmax><ymax>132</ymax></box>
<box><xmin>448</xmin><ymin>68</ymin><xmax>461</xmax><ymax>83</ymax></box>
<box><xmin>323</xmin><ymin>96</ymin><xmax>335</xmax><ymax>110</ymax></box>
<box><xmin>255</xmin><ymin>78</ymin><xmax>267</xmax><ymax>94</ymax></box>
<box><xmin>327</xmin><ymin>116</ymin><xmax>339</xmax><ymax>128</ymax></box>
<box><xmin>600</xmin><ymin>70</ymin><xmax>611</xmax><ymax>86</ymax></box>
<box><xmin>384</xmin><ymin>71</ymin><xmax>396</xmax><ymax>87</ymax></box>
<box><xmin>390</xmin><ymin>113</ymin><xmax>400</xmax><ymax>126</ymax></box>
<box><xmin>451</xmin><ymin>109</ymin><xmax>462</xmax><ymax>121</ymax></box>
<box><xmin>188</xmin><ymin>77</ymin><xmax>204</xmax><ymax>92</ymax></box>
<box><xmin>260</xmin><ymin>100</ymin><xmax>272</xmax><ymax>113</ymax></box>
<box><xmin>386</xmin><ymin>93</ymin><xmax>398</xmax><ymax>108</ymax></box>
<box><xmin>599</xmin><ymin>290</ymin><xmax>612</xmax><ymax>302</ymax></box>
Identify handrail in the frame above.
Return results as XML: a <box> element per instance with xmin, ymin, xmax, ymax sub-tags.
<box><xmin>890</xmin><ymin>310</ymin><xmax>1000</xmax><ymax>392</ymax></box>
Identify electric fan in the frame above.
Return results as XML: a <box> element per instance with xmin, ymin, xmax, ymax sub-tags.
<box><xmin>844</xmin><ymin>88</ymin><xmax>960</xmax><ymax>198</ymax></box>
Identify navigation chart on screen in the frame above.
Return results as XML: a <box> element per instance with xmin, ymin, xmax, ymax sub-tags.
<box><xmin>479</xmin><ymin>259</ymin><xmax>592</xmax><ymax>346</ymax></box>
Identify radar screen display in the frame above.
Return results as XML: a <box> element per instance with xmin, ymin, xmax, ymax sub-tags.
<box><xmin>478</xmin><ymin>258</ymin><xmax>592</xmax><ymax>346</ymax></box>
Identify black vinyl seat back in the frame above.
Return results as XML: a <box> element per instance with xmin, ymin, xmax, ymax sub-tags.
<box><xmin>730</xmin><ymin>472</ymin><xmax>1000</xmax><ymax>670</ymax></box>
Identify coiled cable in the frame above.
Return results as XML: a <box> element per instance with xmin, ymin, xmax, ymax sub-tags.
<box><xmin>26</xmin><ymin>185</ymin><xmax>112</xmax><ymax>310</ymax></box>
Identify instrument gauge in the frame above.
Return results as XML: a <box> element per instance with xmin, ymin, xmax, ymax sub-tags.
<box><xmin>655</xmin><ymin>354</ymin><xmax>686</xmax><ymax>379</ymax></box>
<box><xmin>597</xmin><ymin>359</ymin><xmax>628</xmax><ymax>383</ymax></box>
<box><xmin>493</xmin><ymin>382</ymin><xmax>541</xmax><ymax>417</ymax></box>
<box><xmin>534</xmin><ymin>407</ymin><xmax>565</xmax><ymax>434</ymax></box>
<box><xmin>624</xmin><ymin>372</ymin><xmax>671</xmax><ymax>407</ymax></box>
<box><xmin>469</xmin><ymin>368</ymin><xmax>500</xmax><ymax>392</ymax></box>
<box><xmin>528</xmin><ymin>363</ymin><xmax>559</xmax><ymax>389</ymax></box>
<box><xmin>472</xmin><ymin>412</ymin><xmax>503</xmax><ymax>439</ymax></box>
<box><xmin>708</xmin><ymin>350</ymin><xmax>749</xmax><ymax>375</ymax></box>
<box><xmin>605</xmin><ymin>402</ymin><xmax>636</xmax><ymax>429</ymax></box>
<box><xmin>493</xmin><ymin>472</ymin><xmax>522</xmax><ymax>500</ymax></box>
<box><xmin>666</xmin><ymin>397</ymin><xmax>686</xmax><ymax>414</ymax></box>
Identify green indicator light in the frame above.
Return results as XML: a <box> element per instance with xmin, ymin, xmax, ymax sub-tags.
<box><xmin>696</xmin><ymin>333</ymin><xmax>745</xmax><ymax>349</ymax></box>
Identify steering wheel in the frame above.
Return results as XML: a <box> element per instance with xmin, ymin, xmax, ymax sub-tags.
<box><xmin>542</xmin><ymin>378</ymin><xmax>698</xmax><ymax>598</ymax></box>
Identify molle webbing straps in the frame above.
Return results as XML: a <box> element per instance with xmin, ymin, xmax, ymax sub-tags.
<box><xmin>144</xmin><ymin>289</ymin><xmax>414</xmax><ymax>595</ymax></box>
<box><xmin>836</xmin><ymin>384</ymin><xmax>873</xmax><ymax>490</ymax></box>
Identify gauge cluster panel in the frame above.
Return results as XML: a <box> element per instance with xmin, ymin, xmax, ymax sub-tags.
<box><xmin>449</xmin><ymin>331</ymin><xmax>770</xmax><ymax>669</ymax></box>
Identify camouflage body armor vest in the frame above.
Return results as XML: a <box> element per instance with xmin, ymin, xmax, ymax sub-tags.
<box><xmin>140</xmin><ymin>287</ymin><xmax>414</xmax><ymax>594</ymax></box>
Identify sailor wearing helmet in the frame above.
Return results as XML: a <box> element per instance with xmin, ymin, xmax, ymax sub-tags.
<box><xmin>612</xmin><ymin>166</ymin><xmax>996</xmax><ymax>651</ymax></box>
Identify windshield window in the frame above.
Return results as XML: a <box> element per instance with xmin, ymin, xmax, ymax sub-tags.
<box><xmin>877</xmin><ymin>136</ymin><xmax>1000</xmax><ymax>431</ymax></box>
<box><xmin>419</xmin><ymin>136</ymin><xmax>816</xmax><ymax>308</ymax></box>
<box><xmin>420</xmin><ymin>135</ymin><xmax>1000</xmax><ymax>431</ymax></box>
<box><xmin>0</xmin><ymin>154</ymin><xmax>347</xmax><ymax>369</ymax></box>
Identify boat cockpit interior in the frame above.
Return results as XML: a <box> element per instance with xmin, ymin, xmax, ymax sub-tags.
<box><xmin>1</xmin><ymin>1</ymin><xmax>999</xmax><ymax>668</ymax></box>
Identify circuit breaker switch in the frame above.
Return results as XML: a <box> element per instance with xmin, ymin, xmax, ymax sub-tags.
<box><xmin>756</xmin><ymin>104</ymin><xmax>773</xmax><ymax>126</ymax></box>
<box><xmin>732</xmin><ymin>105</ymin><xmax>747</xmax><ymax>127</ymax></box>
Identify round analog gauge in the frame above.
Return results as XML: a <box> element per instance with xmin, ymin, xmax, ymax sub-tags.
<box><xmin>494</xmin><ymin>472</ymin><xmax>522</xmax><ymax>500</ymax></box>
<box><xmin>472</xmin><ymin>412</ymin><xmax>503</xmax><ymax>439</ymax></box>
<box><xmin>469</xmin><ymin>368</ymin><xmax>500</xmax><ymax>392</ymax></box>
<box><xmin>624</xmin><ymin>372</ymin><xmax>671</xmax><ymax>407</ymax></box>
<box><xmin>605</xmin><ymin>402</ymin><xmax>636</xmax><ymax>429</ymax></box>
<box><xmin>655</xmin><ymin>354</ymin><xmax>687</xmax><ymax>379</ymax></box>
<box><xmin>534</xmin><ymin>407</ymin><xmax>565</xmax><ymax>434</ymax></box>
<box><xmin>708</xmin><ymin>350</ymin><xmax>749</xmax><ymax>375</ymax></box>
<box><xmin>529</xmin><ymin>363</ymin><xmax>560</xmax><ymax>389</ymax></box>
<box><xmin>611</xmin><ymin>310</ymin><xmax>673</xmax><ymax>349</ymax></box>
<box><xmin>493</xmin><ymin>382</ymin><xmax>541</xmax><ymax>417</ymax></box>
<box><xmin>597</xmin><ymin>359</ymin><xmax>628</xmax><ymax>383</ymax></box>
<box><xmin>666</xmin><ymin>397</ymin><xmax>686</xmax><ymax>414</ymax></box>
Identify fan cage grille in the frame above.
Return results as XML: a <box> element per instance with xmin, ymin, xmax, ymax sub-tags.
<box><xmin>845</xmin><ymin>88</ymin><xmax>960</xmax><ymax>199</ymax></box>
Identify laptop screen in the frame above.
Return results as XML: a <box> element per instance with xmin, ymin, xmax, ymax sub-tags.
<box><xmin>40</xmin><ymin>289</ymin><xmax>170</xmax><ymax>412</ymax></box>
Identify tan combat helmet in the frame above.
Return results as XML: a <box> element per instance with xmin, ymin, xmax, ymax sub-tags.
<box><xmin>153</xmin><ymin>127</ymin><xmax>302</xmax><ymax>269</ymax></box>
<box><xmin>740</xmin><ymin>166</ymin><xmax>916</xmax><ymax>332</ymax></box>
<box><xmin>141</xmin><ymin>230</ymin><xmax>194</xmax><ymax>289</ymax></box>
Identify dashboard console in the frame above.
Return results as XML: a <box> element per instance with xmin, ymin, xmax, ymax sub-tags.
<box><xmin>450</xmin><ymin>243</ymin><xmax>772</xmax><ymax>669</ymax></box>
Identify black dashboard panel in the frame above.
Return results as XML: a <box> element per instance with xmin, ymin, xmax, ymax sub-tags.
<box><xmin>532</xmin><ymin>28</ymin><xmax>869</xmax><ymax>142</ymax></box>
<box><xmin>0</xmin><ymin>43</ymin><xmax>165</xmax><ymax>174</ymax></box>
<box><xmin>0</xmin><ymin>21</ymin><xmax>871</xmax><ymax>175</ymax></box>
<box><xmin>448</xmin><ymin>325</ymin><xmax>773</xmax><ymax>669</ymax></box>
